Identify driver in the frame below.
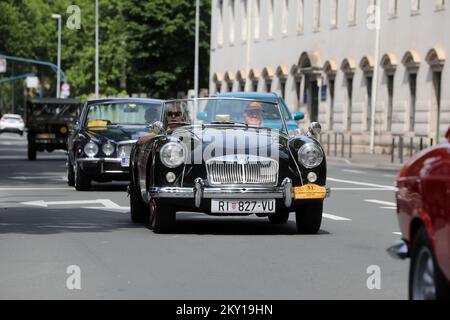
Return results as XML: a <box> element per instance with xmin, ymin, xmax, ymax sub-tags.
<box><xmin>166</xmin><ymin>105</ymin><xmax>185</xmax><ymax>130</ymax></box>
<box><xmin>244</xmin><ymin>101</ymin><xmax>264</xmax><ymax>126</ymax></box>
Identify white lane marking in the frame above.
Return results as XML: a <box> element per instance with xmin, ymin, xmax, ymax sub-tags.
<box><xmin>85</xmin><ymin>206</ymin><xmax>130</xmax><ymax>213</ymax></box>
<box><xmin>9</xmin><ymin>175</ymin><xmax>66</xmax><ymax>181</ymax></box>
<box><xmin>0</xmin><ymin>156</ymin><xmax>66</xmax><ymax>160</ymax></box>
<box><xmin>0</xmin><ymin>187</ymin><xmax>72</xmax><ymax>191</ymax></box>
<box><xmin>383</xmin><ymin>174</ymin><xmax>397</xmax><ymax>178</ymax></box>
<box><xmin>393</xmin><ymin>232</ymin><xmax>402</xmax><ymax>236</ymax></box>
<box><xmin>380</xmin><ymin>207</ymin><xmax>397</xmax><ymax>210</ymax></box>
<box><xmin>323</xmin><ymin>213</ymin><xmax>352</xmax><ymax>221</ymax></box>
<box><xmin>342</xmin><ymin>169</ymin><xmax>366</xmax><ymax>175</ymax></box>
<box><xmin>21</xmin><ymin>199</ymin><xmax>121</xmax><ymax>208</ymax></box>
<box><xmin>365</xmin><ymin>199</ymin><xmax>396</xmax><ymax>207</ymax></box>
<box><xmin>331</xmin><ymin>188</ymin><xmax>393</xmax><ymax>191</ymax></box>
<box><xmin>328</xmin><ymin>177</ymin><xmax>397</xmax><ymax>190</ymax></box>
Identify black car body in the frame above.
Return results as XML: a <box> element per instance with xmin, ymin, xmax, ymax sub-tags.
<box><xmin>67</xmin><ymin>98</ymin><xmax>163</xmax><ymax>190</ymax></box>
<box><xmin>25</xmin><ymin>98</ymin><xmax>82</xmax><ymax>160</ymax></box>
<box><xmin>128</xmin><ymin>98</ymin><xmax>329</xmax><ymax>233</ymax></box>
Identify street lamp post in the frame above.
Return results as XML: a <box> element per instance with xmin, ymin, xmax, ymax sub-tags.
<box><xmin>194</xmin><ymin>0</ymin><xmax>200</xmax><ymax>99</ymax></box>
<box><xmin>95</xmin><ymin>0</ymin><xmax>99</xmax><ymax>98</ymax></box>
<box><xmin>370</xmin><ymin>1</ymin><xmax>382</xmax><ymax>154</ymax></box>
<box><xmin>51</xmin><ymin>14</ymin><xmax>62</xmax><ymax>99</ymax></box>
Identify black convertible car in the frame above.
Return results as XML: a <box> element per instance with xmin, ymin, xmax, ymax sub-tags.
<box><xmin>128</xmin><ymin>98</ymin><xmax>329</xmax><ymax>233</ymax></box>
<box><xmin>67</xmin><ymin>98</ymin><xmax>163</xmax><ymax>190</ymax></box>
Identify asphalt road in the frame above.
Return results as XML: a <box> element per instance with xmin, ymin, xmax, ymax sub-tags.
<box><xmin>0</xmin><ymin>132</ymin><xmax>408</xmax><ymax>300</ymax></box>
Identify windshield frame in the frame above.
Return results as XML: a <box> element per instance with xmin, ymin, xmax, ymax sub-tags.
<box><xmin>162</xmin><ymin>97</ymin><xmax>289</xmax><ymax>134</ymax></box>
<box><xmin>81</xmin><ymin>101</ymin><xmax>163</xmax><ymax>128</ymax></box>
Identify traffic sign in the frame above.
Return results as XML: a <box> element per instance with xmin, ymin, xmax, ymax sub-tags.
<box><xmin>26</xmin><ymin>76</ymin><xmax>39</xmax><ymax>88</ymax></box>
<box><xmin>61</xmin><ymin>83</ymin><xmax>70</xmax><ymax>98</ymax></box>
<box><xmin>0</xmin><ymin>59</ymin><xmax>6</xmax><ymax>73</ymax></box>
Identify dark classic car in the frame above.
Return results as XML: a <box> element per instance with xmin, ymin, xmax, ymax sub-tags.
<box><xmin>25</xmin><ymin>98</ymin><xmax>82</xmax><ymax>160</ymax></box>
<box><xmin>128</xmin><ymin>97</ymin><xmax>329</xmax><ymax>233</ymax></box>
<box><xmin>67</xmin><ymin>98</ymin><xmax>163</xmax><ymax>191</ymax></box>
<box><xmin>388</xmin><ymin>126</ymin><xmax>450</xmax><ymax>300</ymax></box>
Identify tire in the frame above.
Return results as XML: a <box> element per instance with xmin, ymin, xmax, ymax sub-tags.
<box><xmin>268</xmin><ymin>211</ymin><xmax>290</xmax><ymax>224</ymax></box>
<box><xmin>129</xmin><ymin>184</ymin><xmax>149</xmax><ymax>223</ymax></box>
<box><xmin>295</xmin><ymin>201</ymin><xmax>323</xmax><ymax>234</ymax></box>
<box><xmin>67</xmin><ymin>158</ymin><xmax>75</xmax><ymax>187</ymax></box>
<box><xmin>28</xmin><ymin>135</ymin><xmax>36</xmax><ymax>161</ymax></box>
<box><xmin>150</xmin><ymin>199</ymin><xmax>176</xmax><ymax>234</ymax></box>
<box><xmin>74</xmin><ymin>162</ymin><xmax>91</xmax><ymax>191</ymax></box>
<box><xmin>409</xmin><ymin>226</ymin><xmax>450</xmax><ymax>300</ymax></box>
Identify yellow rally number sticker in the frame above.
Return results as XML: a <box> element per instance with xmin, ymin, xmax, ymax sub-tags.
<box><xmin>294</xmin><ymin>184</ymin><xmax>327</xmax><ymax>200</ymax></box>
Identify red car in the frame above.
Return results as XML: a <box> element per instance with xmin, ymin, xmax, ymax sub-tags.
<box><xmin>388</xmin><ymin>126</ymin><xmax>450</xmax><ymax>300</ymax></box>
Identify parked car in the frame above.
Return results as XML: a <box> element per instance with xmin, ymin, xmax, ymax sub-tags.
<box><xmin>67</xmin><ymin>98</ymin><xmax>163</xmax><ymax>191</ymax></box>
<box><xmin>25</xmin><ymin>98</ymin><xmax>82</xmax><ymax>160</ymax></box>
<box><xmin>216</xmin><ymin>92</ymin><xmax>304</xmax><ymax>132</ymax></box>
<box><xmin>0</xmin><ymin>114</ymin><xmax>25</xmax><ymax>136</ymax></box>
<box><xmin>388</xmin><ymin>126</ymin><xmax>450</xmax><ymax>300</ymax></box>
<box><xmin>128</xmin><ymin>97</ymin><xmax>329</xmax><ymax>233</ymax></box>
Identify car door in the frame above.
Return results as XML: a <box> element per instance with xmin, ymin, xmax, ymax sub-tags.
<box><xmin>421</xmin><ymin>141</ymin><xmax>450</xmax><ymax>280</ymax></box>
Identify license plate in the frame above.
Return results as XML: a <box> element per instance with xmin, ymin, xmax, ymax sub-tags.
<box><xmin>121</xmin><ymin>157</ymin><xmax>130</xmax><ymax>167</ymax></box>
<box><xmin>211</xmin><ymin>199</ymin><xmax>276</xmax><ymax>214</ymax></box>
<box><xmin>294</xmin><ymin>184</ymin><xmax>327</xmax><ymax>200</ymax></box>
<box><xmin>36</xmin><ymin>133</ymin><xmax>55</xmax><ymax>139</ymax></box>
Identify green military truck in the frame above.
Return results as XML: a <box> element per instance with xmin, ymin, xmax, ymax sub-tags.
<box><xmin>25</xmin><ymin>98</ymin><xmax>82</xmax><ymax>160</ymax></box>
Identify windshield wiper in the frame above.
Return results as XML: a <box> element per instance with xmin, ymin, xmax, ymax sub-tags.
<box><xmin>209</xmin><ymin>121</ymin><xmax>248</xmax><ymax>127</ymax></box>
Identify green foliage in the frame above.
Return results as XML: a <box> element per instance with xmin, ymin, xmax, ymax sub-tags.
<box><xmin>0</xmin><ymin>0</ymin><xmax>211</xmax><ymax>113</ymax></box>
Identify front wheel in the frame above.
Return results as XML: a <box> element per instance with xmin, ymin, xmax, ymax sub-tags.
<box><xmin>409</xmin><ymin>226</ymin><xmax>450</xmax><ymax>300</ymax></box>
<box><xmin>295</xmin><ymin>201</ymin><xmax>323</xmax><ymax>234</ymax></box>
<box><xmin>150</xmin><ymin>199</ymin><xmax>176</xmax><ymax>234</ymax></box>
<box><xmin>67</xmin><ymin>158</ymin><xmax>75</xmax><ymax>186</ymax></box>
<box><xmin>74</xmin><ymin>162</ymin><xmax>91</xmax><ymax>191</ymax></box>
<box><xmin>129</xmin><ymin>184</ymin><xmax>149</xmax><ymax>223</ymax></box>
<box><xmin>28</xmin><ymin>136</ymin><xmax>36</xmax><ymax>161</ymax></box>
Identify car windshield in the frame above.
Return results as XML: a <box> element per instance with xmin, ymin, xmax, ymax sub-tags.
<box><xmin>85</xmin><ymin>102</ymin><xmax>163</xmax><ymax>127</ymax></box>
<box><xmin>31</xmin><ymin>103</ymin><xmax>79</xmax><ymax>117</ymax></box>
<box><xmin>2</xmin><ymin>116</ymin><xmax>22</xmax><ymax>121</ymax></box>
<box><xmin>163</xmin><ymin>98</ymin><xmax>287</xmax><ymax>133</ymax></box>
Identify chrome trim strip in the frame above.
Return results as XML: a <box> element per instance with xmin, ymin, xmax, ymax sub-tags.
<box><xmin>76</xmin><ymin>158</ymin><xmax>122</xmax><ymax>163</ymax></box>
<box><xmin>149</xmin><ymin>186</ymin><xmax>286</xmax><ymax>199</ymax></box>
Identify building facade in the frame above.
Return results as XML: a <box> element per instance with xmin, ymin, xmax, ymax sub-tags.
<box><xmin>209</xmin><ymin>0</ymin><xmax>449</xmax><ymax>151</ymax></box>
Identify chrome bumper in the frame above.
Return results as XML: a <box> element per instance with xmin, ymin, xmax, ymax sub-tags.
<box><xmin>76</xmin><ymin>158</ymin><xmax>129</xmax><ymax>174</ymax></box>
<box><xmin>149</xmin><ymin>178</ymin><xmax>295</xmax><ymax>208</ymax></box>
<box><xmin>387</xmin><ymin>240</ymin><xmax>409</xmax><ymax>260</ymax></box>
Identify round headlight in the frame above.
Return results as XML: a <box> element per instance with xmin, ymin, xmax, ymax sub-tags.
<box><xmin>160</xmin><ymin>142</ymin><xmax>185</xmax><ymax>168</ymax></box>
<box><xmin>102</xmin><ymin>141</ymin><xmax>115</xmax><ymax>156</ymax></box>
<box><xmin>84</xmin><ymin>141</ymin><xmax>99</xmax><ymax>158</ymax></box>
<box><xmin>298</xmin><ymin>143</ymin><xmax>324</xmax><ymax>169</ymax></box>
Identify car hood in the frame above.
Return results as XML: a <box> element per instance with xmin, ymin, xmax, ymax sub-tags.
<box><xmin>84</xmin><ymin>126</ymin><xmax>150</xmax><ymax>142</ymax></box>
<box><xmin>171</xmin><ymin>125</ymin><xmax>292</xmax><ymax>161</ymax></box>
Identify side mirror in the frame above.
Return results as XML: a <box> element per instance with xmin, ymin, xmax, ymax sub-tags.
<box><xmin>308</xmin><ymin>122</ymin><xmax>322</xmax><ymax>137</ymax></box>
<box><xmin>73</xmin><ymin>121</ymin><xmax>80</xmax><ymax>131</ymax></box>
<box><xmin>197</xmin><ymin>112</ymin><xmax>208</xmax><ymax>121</ymax></box>
<box><xmin>293</xmin><ymin>112</ymin><xmax>305</xmax><ymax>121</ymax></box>
<box><xmin>148</xmin><ymin>121</ymin><xmax>165</xmax><ymax>134</ymax></box>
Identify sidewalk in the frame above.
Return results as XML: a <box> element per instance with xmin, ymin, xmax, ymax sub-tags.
<box><xmin>326</xmin><ymin>152</ymin><xmax>406</xmax><ymax>171</ymax></box>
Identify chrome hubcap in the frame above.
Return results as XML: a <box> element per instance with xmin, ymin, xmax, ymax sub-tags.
<box><xmin>413</xmin><ymin>246</ymin><xmax>436</xmax><ymax>300</ymax></box>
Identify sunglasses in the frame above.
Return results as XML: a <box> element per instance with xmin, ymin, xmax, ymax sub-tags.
<box><xmin>168</xmin><ymin>111</ymin><xmax>182</xmax><ymax>117</ymax></box>
<box><xmin>246</xmin><ymin>111</ymin><xmax>262</xmax><ymax>118</ymax></box>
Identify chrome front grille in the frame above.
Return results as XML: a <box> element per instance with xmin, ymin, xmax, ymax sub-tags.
<box><xmin>206</xmin><ymin>155</ymin><xmax>279</xmax><ymax>186</ymax></box>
